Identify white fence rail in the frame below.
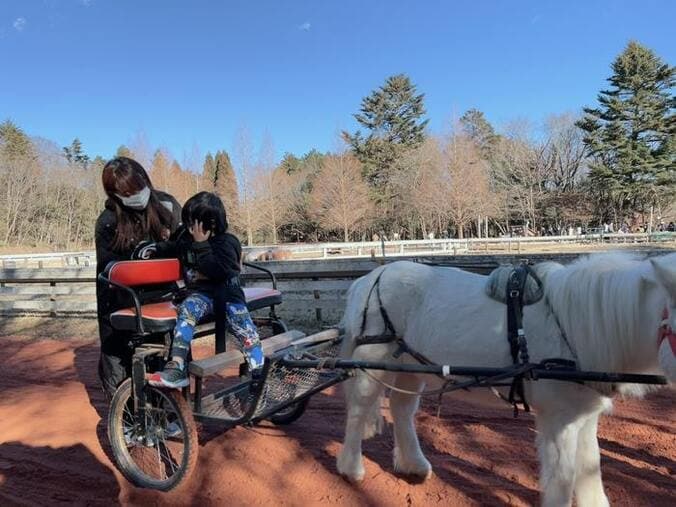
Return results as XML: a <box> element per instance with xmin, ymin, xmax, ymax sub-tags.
<box><xmin>1</xmin><ymin>232</ymin><xmax>674</xmax><ymax>268</ymax></box>
<box><xmin>0</xmin><ymin>251</ymin><xmax>95</xmax><ymax>269</ymax></box>
<box><xmin>258</xmin><ymin>232</ymin><xmax>675</xmax><ymax>259</ymax></box>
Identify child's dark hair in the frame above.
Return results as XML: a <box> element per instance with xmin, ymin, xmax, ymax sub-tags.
<box><xmin>182</xmin><ymin>191</ymin><xmax>228</xmax><ymax>235</ymax></box>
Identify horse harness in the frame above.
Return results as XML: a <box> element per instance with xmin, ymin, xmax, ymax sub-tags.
<box><xmin>354</xmin><ymin>262</ymin><xmax>556</xmax><ymax>417</ymax></box>
<box><xmin>355</xmin><ymin>269</ymin><xmax>438</xmax><ymax>368</ymax></box>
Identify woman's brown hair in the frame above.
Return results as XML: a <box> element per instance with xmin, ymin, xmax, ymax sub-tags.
<box><xmin>102</xmin><ymin>157</ymin><xmax>173</xmax><ymax>252</ymax></box>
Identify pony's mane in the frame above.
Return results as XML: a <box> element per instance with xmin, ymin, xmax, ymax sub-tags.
<box><xmin>538</xmin><ymin>252</ymin><xmax>655</xmax><ymax>377</ymax></box>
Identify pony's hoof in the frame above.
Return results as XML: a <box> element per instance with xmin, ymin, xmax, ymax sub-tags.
<box><xmin>393</xmin><ymin>450</ymin><xmax>432</xmax><ymax>482</ymax></box>
<box><xmin>395</xmin><ymin>467</ymin><xmax>433</xmax><ymax>484</ymax></box>
<box><xmin>337</xmin><ymin>452</ymin><xmax>365</xmax><ymax>482</ymax></box>
<box><xmin>340</xmin><ymin>471</ymin><xmax>365</xmax><ymax>484</ymax></box>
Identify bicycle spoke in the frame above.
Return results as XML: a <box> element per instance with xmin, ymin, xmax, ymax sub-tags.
<box><xmin>155</xmin><ymin>436</ymin><xmax>166</xmax><ymax>479</ymax></box>
<box><xmin>158</xmin><ymin>439</ymin><xmax>178</xmax><ymax>475</ymax></box>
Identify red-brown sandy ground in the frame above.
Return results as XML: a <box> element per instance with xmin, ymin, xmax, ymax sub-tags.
<box><xmin>0</xmin><ymin>336</ymin><xmax>674</xmax><ymax>506</ymax></box>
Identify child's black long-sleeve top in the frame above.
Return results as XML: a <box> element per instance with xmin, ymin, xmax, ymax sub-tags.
<box><xmin>156</xmin><ymin>228</ymin><xmax>246</xmax><ymax>305</ymax></box>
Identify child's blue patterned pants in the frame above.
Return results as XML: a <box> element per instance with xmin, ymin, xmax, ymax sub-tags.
<box><xmin>173</xmin><ymin>293</ymin><xmax>264</xmax><ymax>369</ymax></box>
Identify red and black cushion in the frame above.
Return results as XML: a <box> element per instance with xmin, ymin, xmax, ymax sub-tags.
<box><xmin>110</xmin><ymin>301</ymin><xmax>178</xmax><ymax>333</ymax></box>
<box><xmin>243</xmin><ymin>287</ymin><xmax>283</xmax><ymax>311</ymax></box>
<box><xmin>109</xmin><ymin>287</ymin><xmax>283</xmax><ymax>332</ymax></box>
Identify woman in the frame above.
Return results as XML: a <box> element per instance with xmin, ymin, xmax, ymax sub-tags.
<box><xmin>95</xmin><ymin>157</ymin><xmax>181</xmax><ymax>399</ymax></box>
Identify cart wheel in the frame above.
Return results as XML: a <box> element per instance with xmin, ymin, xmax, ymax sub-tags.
<box><xmin>268</xmin><ymin>398</ymin><xmax>308</xmax><ymax>425</ymax></box>
<box><xmin>108</xmin><ymin>378</ymin><xmax>198</xmax><ymax>491</ymax></box>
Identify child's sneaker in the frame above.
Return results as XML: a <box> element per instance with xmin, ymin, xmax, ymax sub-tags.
<box><xmin>148</xmin><ymin>361</ymin><xmax>189</xmax><ymax>389</ymax></box>
<box><xmin>164</xmin><ymin>420</ymin><xmax>183</xmax><ymax>438</ymax></box>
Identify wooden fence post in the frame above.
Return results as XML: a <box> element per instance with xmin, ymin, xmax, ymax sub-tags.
<box><xmin>50</xmin><ymin>281</ymin><xmax>57</xmax><ymax>317</ymax></box>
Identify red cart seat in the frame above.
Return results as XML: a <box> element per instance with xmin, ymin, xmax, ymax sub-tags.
<box><xmin>105</xmin><ymin>259</ymin><xmax>282</xmax><ymax>333</ymax></box>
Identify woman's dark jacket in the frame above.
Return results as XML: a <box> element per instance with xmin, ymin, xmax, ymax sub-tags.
<box><xmin>95</xmin><ymin>191</ymin><xmax>182</xmax><ymax>319</ymax></box>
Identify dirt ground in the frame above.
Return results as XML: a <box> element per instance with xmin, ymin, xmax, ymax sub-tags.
<box><xmin>0</xmin><ymin>336</ymin><xmax>674</xmax><ymax>507</ymax></box>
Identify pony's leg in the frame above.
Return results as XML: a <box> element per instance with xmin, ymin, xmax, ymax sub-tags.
<box><xmin>573</xmin><ymin>413</ymin><xmax>609</xmax><ymax>507</ymax></box>
<box><xmin>536</xmin><ymin>411</ymin><xmax>583</xmax><ymax>507</ymax></box>
<box><xmin>336</xmin><ymin>369</ymin><xmax>386</xmax><ymax>481</ymax></box>
<box><xmin>390</xmin><ymin>373</ymin><xmax>432</xmax><ymax>480</ymax></box>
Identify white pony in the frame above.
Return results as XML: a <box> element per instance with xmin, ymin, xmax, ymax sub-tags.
<box><xmin>337</xmin><ymin>251</ymin><xmax>676</xmax><ymax>507</ymax></box>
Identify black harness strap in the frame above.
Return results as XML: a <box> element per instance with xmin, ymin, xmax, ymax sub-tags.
<box><xmin>355</xmin><ymin>268</ymin><xmax>439</xmax><ymax>369</ymax></box>
<box><xmin>376</xmin><ymin>269</ymin><xmax>397</xmax><ymax>337</ymax></box>
<box><xmin>506</xmin><ymin>263</ymin><xmax>533</xmax><ymax>416</ymax></box>
<box><xmin>356</xmin><ymin>268</ymin><xmax>398</xmax><ymax>346</ymax></box>
<box><xmin>355</xmin><ymin>335</ymin><xmax>398</xmax><ymax>345</ymax></box>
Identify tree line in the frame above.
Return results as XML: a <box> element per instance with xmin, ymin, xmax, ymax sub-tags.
<box><xmin>0</xmin><ymin>41</ymin><xmax>673</xmax><ymax>249</ymax></box>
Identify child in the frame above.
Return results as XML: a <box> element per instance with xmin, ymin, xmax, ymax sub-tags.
<box><xmin>147</xmin><ymin>191</ymin><xmax>264</xmax><ymax>389</ymax></box>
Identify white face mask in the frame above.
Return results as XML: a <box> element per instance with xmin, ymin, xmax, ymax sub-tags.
<box><xmin>115</xmin><ymin>186</ymin><xmax>151</xmax><ymax>210</ymax></box>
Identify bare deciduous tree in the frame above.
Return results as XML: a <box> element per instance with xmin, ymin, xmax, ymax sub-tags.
<box><xmin>252</xmin><ymin>134</ymin><xmax>296</xmax><ymax>244</ymax></box>
<box><xmin>442</xmin><ymin>135</ymin><xmax>493</xmax><ymax>238</ymax></box>
<box><xmin>149</xmin><ymin>149</ymin><xmax>172</xmax><ymax>193</ymax></box>
<box><xmin>392</xmin><ymin>135</ymin><xmax>494</xmax><ymax>239</ymax></box>
<box><xmin>490</xmin><ymin>122</ymin><xmax>551</xmax><ymax>233</ymax></box>
<box><xmin>233</xmin><ymin>125</ymin><xmax>259</xmax><ymax>245</ymax></box>
<box><xmin>310</xmin><ymin>153</ymin><xmax>372</xmax><ymax>241</ymax></box>
<box><xmin>543</xmin><ymin>114</ymin><xmax>587</xmax><ymax>191</ymax></box>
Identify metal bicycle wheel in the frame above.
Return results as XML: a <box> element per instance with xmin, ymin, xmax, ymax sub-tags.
<box><xmin>108</xmin><ymin>378</ymin><xmax>198</xmax><ymax>491</ymax></box>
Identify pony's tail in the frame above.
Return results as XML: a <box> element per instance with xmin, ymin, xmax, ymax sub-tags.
<box><xmin>338</xmin><ymin>265</ymin><xmax>387</xmax><ymax>359</ymax></box>
<box><xmin>339</xmin><ymin>266</ymin><xmax>388</xmax><ymax>439</ymax></box>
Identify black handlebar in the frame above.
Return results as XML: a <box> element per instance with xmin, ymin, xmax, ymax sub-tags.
<box><xmin>243</xmin><ymin>261</ymin><xmax>278</xmax><ymax>290</ymax></box>
<box><xmin>97</xmin><ymin>272</ymin><xmax>146</xmax><ymax>335</ymax></box>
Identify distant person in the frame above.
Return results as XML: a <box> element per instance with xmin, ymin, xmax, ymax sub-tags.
<box><xmin>95</xmin><ymin>157</ymin><xmax>181</xmax><ymax>399</ymax></box>
<box><xmin>668</xmin><ymin>222</ymin><xmax>675</xmax><ymax>232</ymax></box>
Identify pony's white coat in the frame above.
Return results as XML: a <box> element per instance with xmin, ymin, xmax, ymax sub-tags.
<box><xmin>337</xmin><ymin>252</ymin><xmax>676</xmax><ymax>507</ymax></box>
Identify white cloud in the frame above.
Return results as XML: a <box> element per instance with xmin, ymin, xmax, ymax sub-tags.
<box><xmin>13</xmin><ymin>17</ymin><xmax>26</xmax><ymax>32</ymax></box>
<box><xmin>298</xmin><ymin>22</ymin><xmax>311</xmax><ymax>32</ymax></box>
<box><xmin>80</xmin><ymin>0</ymin><xmax>93</xmax><ymax>6</ymax></box>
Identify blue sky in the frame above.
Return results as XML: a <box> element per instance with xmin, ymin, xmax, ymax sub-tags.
<box><xmin>1</xmin><ymin>0</ymin><xmax>674</xmax><ymax>167</ymax></box>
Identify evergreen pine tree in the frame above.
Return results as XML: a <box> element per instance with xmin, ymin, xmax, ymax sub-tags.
<box><xmin>460</xmin><ymin>109</ymin><xmax>499</xmax><ymax>159</ymax></box>
<box><xmin>213</xmin><ymin>150</ymin><xmax>238</xmax><ymax>205</ymax></box>
<box><xmin>577</xmin><ymin>41</ymin><xmax>675</xmax><ymax>221</ymax></box>
<box><xmin>116</xmin><ymin>145</ymin><xmax>131</xmax><ymax>158</ymax></box>
<box><xmin>280</xmin><ymin>152</ymin><xmax>302</xmax><ymax>175</ymax></box>
<box><xmin>343</xmin><ymin>74</ymin><xmax>428</xmax><ymax>187</ymax></box>
<box><xmin>63</xmin><ymin>138</ymin><xmax>90</xmax><ymax>168</ymax></box>
<box><xmin>0</xmin><ymin>120</ymin><xmax>33</xmax><ymax>160</ymax></box>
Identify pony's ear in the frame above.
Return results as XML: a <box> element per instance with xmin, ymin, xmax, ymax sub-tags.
<box><xmin>650</xmin><ymin>257</ymin><xmax>676</xmax><ymax>296</ymax></box>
